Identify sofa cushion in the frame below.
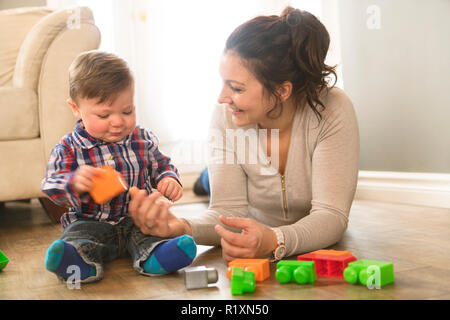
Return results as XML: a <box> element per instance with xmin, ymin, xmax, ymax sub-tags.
<box><xmin>0</xmin><ymin>138</ymin><xmax>45</xmax><ymax>201</ymax></box>
<box><xmin>0</xmin><ymin>7</ymin><xmax>52</xmax><ymax>87</ymax></box>
<box><xmin>0</xmin><ymin>87</ymin><xmax>38</xmax><ymax>140</ymax></box>
<box><xmin>14</xmin><ymin>7</ymin><xmax>94</xmax><ymax>91</ymax></box>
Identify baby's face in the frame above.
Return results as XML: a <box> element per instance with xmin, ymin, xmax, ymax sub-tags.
<box><xmin>72</xmin><ymin>87</ymin><xmax>136</xmax><ymax>143</ymax></box>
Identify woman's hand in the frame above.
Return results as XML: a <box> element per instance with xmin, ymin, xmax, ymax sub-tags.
<box><xmin>214</xmin><ymin>215</ymin><xmax>278</xmax><ymax>263</ymax></box>
<box><xmin>128</xmin><ymin>187</ymin><xmax>191</xmax><ymax>237</ymax></box>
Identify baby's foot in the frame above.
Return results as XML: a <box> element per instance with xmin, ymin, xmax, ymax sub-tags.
<box><xmin>143</xmin><ymin>235</ymin><xmax>197</xmax><ymax>274</ymax></box>
<box><xmin>45</xmin><ymin>240</ymin><xmax>96</xmax><ymax>280</ymax></box>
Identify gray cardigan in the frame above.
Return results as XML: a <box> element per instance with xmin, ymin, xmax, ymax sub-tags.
<box><xmin>186</xmin><ymin>87</ymin><xmax>360</xmax><ymax>257</ymax></box>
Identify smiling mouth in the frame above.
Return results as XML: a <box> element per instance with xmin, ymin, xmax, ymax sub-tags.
<box><xmin>230</xmin><ymin>106</ymin><xmax>244</xmax><ymax>113</ymax></box>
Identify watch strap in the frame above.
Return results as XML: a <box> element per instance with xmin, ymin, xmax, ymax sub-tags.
<box><xmin>270</xmin><ymin>227</ymin><xmax>286</xmax><ymax>262</ymax></box>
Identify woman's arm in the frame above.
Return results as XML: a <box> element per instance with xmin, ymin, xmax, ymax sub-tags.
<box><xmin>128</xmin><ymin>105</ymin><xmax>250</xmax><ymax>243</ymax></box>
<box><xmin>279</xmin><ymin>89</ymin><xmax>360</xmax><ymax>256</ymax></box>
<box><xmin>185</xmin><ymin>104</ymin><xmax>250</xmax><ymax>245</ymax></box>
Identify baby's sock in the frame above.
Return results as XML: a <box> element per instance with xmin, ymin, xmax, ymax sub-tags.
<box><xmin>143</xmin><ymin>235</ymin><xmax>197</xmax><ymax>274</ymax></box>
<box><xmin>45</xmin><ymin>240</ymin><xmax>96</xmax><ymax>280</ymax></box>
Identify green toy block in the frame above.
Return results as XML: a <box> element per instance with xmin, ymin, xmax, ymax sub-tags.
<box><xmin>230</xmin><ymin>267</ymin><xmax>255</xmax><ymax>295</ymax></box>
<box><xmin>0</xmin><ymin>250</ymin><xmax>9</xmax><ymax>271</ymax></box>
<box><xmin>276</xmin><ymin>260</ymin><xmax>316</xmax><ymax>284</ymax></box>
<box><xmin>344</xmin><ymin>259</ymin><xmax>394</xmax><ymax>288</ymax></box>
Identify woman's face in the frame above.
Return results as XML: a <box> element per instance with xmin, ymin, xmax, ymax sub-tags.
<box><xmin>218</xmin><ymin>51</ymin><xmax>274</xmax><ymax>127</ymax></box>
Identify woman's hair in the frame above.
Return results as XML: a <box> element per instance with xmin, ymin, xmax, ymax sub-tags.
<box><xmin>225</xmin><ymin>6</ymin><xmax>336</xmax><ymax>121</ymax></box>
<box><xmin>69</xmin><ymin>50</ymin><xmax>134</xmax><ymax>105</ymax></box>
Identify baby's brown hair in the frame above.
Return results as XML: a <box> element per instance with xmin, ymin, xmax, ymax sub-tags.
<box><xmin>69</xmin><ymin>50</ymin><xmax>134</xmax><ymax>105</ymax></box>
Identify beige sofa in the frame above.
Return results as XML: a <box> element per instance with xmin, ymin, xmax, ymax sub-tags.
<box><xmin>0</xmin><ymin>6</ymin><xmax>100</xmax><ymax>221</ymax></box>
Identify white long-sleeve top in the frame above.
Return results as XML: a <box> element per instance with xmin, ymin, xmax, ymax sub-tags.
<box><xmin>186</xmin><ymin>87</ymin><xmax>360</xmax><ymax>257</ymax></box>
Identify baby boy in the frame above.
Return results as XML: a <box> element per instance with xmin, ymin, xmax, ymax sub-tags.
<box><xmin>41</xmin><ymin>51</ymin><xmax>196</xmax><ymax>283</ymax></box>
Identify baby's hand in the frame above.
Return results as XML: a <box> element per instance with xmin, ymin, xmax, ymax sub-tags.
<box><xmin>71</xmin><ymin>165</ymin><xmax>100</xmax><ymax>195</ymax></box>
<box><xmin>156</xmin><ymin>177</ymin><xmax>183</xmax><ymax>202</ymax></box>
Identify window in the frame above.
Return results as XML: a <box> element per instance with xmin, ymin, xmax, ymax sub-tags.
<box><xmin>49</xmin><ymin>0</ymin><xmax>341</xmax><ymax>172</ymax></box>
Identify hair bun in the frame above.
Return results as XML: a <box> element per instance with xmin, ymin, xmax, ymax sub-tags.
<box><xmin>281</xmin><ymin>7</ymin><xmax>302</xmax><ymax>27</ymax></box>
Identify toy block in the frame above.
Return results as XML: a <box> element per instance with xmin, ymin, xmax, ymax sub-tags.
<box><xmin>89</xmin><ymin>165</ymin><xmax>128</xmax><ymax>204</ymax></box>
<box><xmin>297</xmin><ymin>249</ymin><xmax>357</xmax><ymax>278</ymax></box>
<box><xmin>275</xmin><ymin>260</ymin><xmax>316</xmax><ymax>284</ymax></box>
<box><xmin>226</xmin><ymin>258</ymin><xmax>270</xmax><ymax>282</ymax></box>
<box><xmin>184</xmin><ymin>266</ymin><xmax>218</xmax><ymax>290</ymax></box>
<box><xmin>230</xmin><ymin>267</ymin><xmax>255</xmax><ymax>295</ymax></box>
<box><xmin>344</xmin><ymin>259</ymin><xmax>395</xmax><ymax>288</ymax></box>
<box><xmin>0</xmin><ymin>250</ymin><xmax>9</xmax><ymax>271</ymax></box>
<box><xmin>312</xmin><ymin>249</ymin><xmax>353</xmax><ymax>256</ymax></box>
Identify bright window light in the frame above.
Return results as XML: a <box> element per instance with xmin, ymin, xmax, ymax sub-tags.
<box><xmin>76</xmin><ymin>0</ymin><xmax>115</xmax><ymax>52</ymax></box>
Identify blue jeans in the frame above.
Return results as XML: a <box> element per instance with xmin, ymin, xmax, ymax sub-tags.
<box><xmin>59</xmin><ymin>217</ymin><xmax>169</xmax><ymax>283</ymax></box>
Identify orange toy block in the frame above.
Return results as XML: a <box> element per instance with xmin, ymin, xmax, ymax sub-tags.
<box><xmin>89</xmin><ymin>165</ymin><xmax>128</xmax><ymax>204</ymax></box>
<box><xmin>311</xmin><ymin>249</ymin><xmax>353</xmax><ymax>257</ymax></box>
<box><xmin>226</xmin><ymin>259</ymin><xmax>270</xmax><ymax>282</ymax></box>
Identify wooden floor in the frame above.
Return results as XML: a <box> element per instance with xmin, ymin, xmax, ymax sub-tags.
<box><xmin>0</xmin><ymin>193</ymin><xmax>449</xmax><ymax>300</ymax></box>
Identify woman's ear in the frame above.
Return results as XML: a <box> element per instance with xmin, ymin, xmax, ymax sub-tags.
<box><xmin>277</xmin><ymin>81</ymin><xmax>293</xmax><ymax>102</ymax></box>
<box><xmin>67</xmin><ymin>98</ymin><xmax>81</xmax><ymax>119</ymax></box>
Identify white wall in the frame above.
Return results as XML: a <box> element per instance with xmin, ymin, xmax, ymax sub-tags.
<box><xmin>338</xmin><ymin>0</ymin><xmax>450</xmax><ymax>174</ymax></box>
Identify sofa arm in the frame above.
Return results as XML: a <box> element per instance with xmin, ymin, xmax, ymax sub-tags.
<box><xmin>13</xmin><ymin>6</ymin><xmax>98</xmax><ymax>92</ymax></box>
<box><xmin>35</xmin><ymin>7</ymin><xmax>100</xmax><ymax>161</ymax></box>
<box><xmin>0</xmin><ymin>87</ymin><xmax>38</xmax><ymax>140</ymax></box>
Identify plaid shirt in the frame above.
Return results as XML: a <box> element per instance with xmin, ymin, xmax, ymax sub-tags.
<box><xmin>41</xmin><ymin>120</ymin><xmax>180</xmax><ymax>228</ymax></box>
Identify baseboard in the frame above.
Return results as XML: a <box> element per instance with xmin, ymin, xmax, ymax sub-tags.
<box><xmin>180</xmin><ymin>170</ymin><xmax>450</xmax><ymax>209</ymax></box>
<box><xmin>355</xmin><ymin>171</ymin><xmax>450</xmax><ymax>209</ymax></box>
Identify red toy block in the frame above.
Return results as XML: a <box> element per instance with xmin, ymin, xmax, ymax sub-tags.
<box><xmin>89</xmin><ymin>165</ymin><xmax>128</xmax><ymax>204</ymax></box>
<box><xmin>312</xmin><ymin>249</ymin><xmax>353</xmax><ymax>256</ymax></box>
<box><xmin>297</xmin><ymin>249</ymin><xmax>357</xmax><ymax>278</ymax></box>
<box><xmin>226</xmin><ymin>259</ymin><xmax>270</xmax><ymax>282</ymax></box>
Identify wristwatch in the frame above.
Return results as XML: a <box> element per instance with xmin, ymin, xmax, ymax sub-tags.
<box><xmin>270</xmin><ymin>228</ymin><xmax>286</xmax><ymax>262</ymax></box>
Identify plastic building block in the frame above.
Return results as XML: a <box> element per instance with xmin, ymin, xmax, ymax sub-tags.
<box><xmin>344</xmin><ymin>259</ymin><xmax>395</xmax><ymax>288</ymax></box>
<box><xmin>230</xmin><ymin>267</ymin><xmax>255</xmax><ymax>295</ymax></box>
<box><xmin>226</xmin><ymin>258</ymin><xmax>270</xmax><ymax>282</ymax></box>
<box><xmin>297</xmin><ymin>249</ymin><xmax>357</xmax><ymax>278</ymax></box>
<box><xmin>0</xmin><ymin>250</ymin><xmax>9</xmax><ymax>271</ymax></box>
<box><xmin>89</xmin><ymin>165</ymin><xmax>128</xmax><ymax>204</ymax></box>
<box><xmin>184</xmin><ymin>266</ymin><xmax>218</xmax><ymax>290</ymax></box>
<box><xmin>275</xmin><ymin>260</ymin><xmax>316</xmax><ymax>284</ymax></box>
<box><xmin>312</xmin><ymin>249</ymin><xmax>353</xmax><ymax>256</ymax></box>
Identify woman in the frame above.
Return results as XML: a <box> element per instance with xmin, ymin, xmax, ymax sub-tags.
<box><xmin>128</xmin><ymin>6</ymin><xmax>359</xmax><ymax>263</ymax></box>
